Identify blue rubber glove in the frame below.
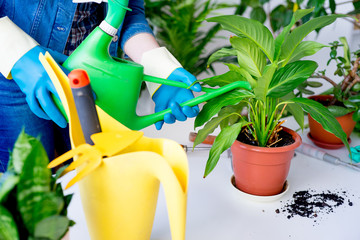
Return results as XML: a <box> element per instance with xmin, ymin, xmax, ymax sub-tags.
<box><xmin>11</xmin><ymin>45</ymin><xmax>68</xmax><ymax>128</ymax></box>
<box><xmin>152</xmin><ymin>68</ymin><xmax>202</xmax><ymax>130</ymax></box>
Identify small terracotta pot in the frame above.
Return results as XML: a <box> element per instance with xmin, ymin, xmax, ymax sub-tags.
<box><xmin>231</xmin><ymin>127</ymin><xmax>301</xmax><ymax>196</ymax></box>
<box><xmin>308</xmin><ymin>95</ymin><xmax>356</xmax><ymax>145</ymax></box>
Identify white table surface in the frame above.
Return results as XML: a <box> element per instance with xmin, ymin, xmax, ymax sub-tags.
<box><xmin>62</xmin><ymin>116</ymin><xmax>360</xmax><ymax>240</ymax></box>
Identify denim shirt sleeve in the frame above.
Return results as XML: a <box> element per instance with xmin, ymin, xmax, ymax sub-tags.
<box><xmin>119</xmin><ymin>0</ymin><xmax>154</xmax><ymax>50</ymax></box>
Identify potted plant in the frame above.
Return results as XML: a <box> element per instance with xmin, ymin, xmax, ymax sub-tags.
<box><xmin>307</xmin><ymin>37</ymin><xmax>360</xmax><ymax>148</ymax></box>
<box><xmin>0</xmin><ymin>131</ymin><xmax>74</xmax><ymax>240</ymax></box>
<box><xmin>193</xmin><ymin>8</ymin><xmax>350</xmax><ymax>196</ymax></box>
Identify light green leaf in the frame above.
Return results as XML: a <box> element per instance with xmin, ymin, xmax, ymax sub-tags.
<box><xmin>206</xmin><ymin>15</ymin><xmax>275</xmax><ymax>62</ymax></box>
<box><xmin>0</xmin><ymin>172</ymin><xmax>19</xmax><ymax>203</ymax></box>
<box><xmin>288</xmin><ymin>41</ymin><xmax>328</xmax><ymax>63</ymax></box>
<box><xmin>16</xmin><ymin>138</ymin><xmax>63</xmax><ymax>235</ymax></box>
<box><xmin>339</xmin><ymin>37</ymin><xmax>351</xmax><ymax>73</ymax></box>
<box><xmin>204</xmin><ymin>122</ymin><xmax>248</xmax><ymax>177</ymax></box>
<box><xmin>267</xmin><ymin>60</ymin><xmax>318</xmax><ymax>97</ymax></box>
<box><xmin>224</xmin><ymin>64</ymin><xmax>257</xmax><ymax>87</ymax></box>
<box><xmin>274</xmin><ymin>8</ymin><xmax>314</xmax><ymax>60</ymax></box>
<box><xmin>281</xmin><ymin>92</ymin><xmax>304</xmax><ymax>130</ymax></box>
<box><xmin>0</xmin><ymin>205</ymin><xmax>19</xmax><ymax>240</ymax></box>
<box><xmin>280</xmin><ymin>14</ymin><xmax>349</xmax><ymax>65</ymax></box>
<box><xmin>34</xmin><ymin>215</ymin><xmax>69</xmax><ymax>240</ymax></box>
<box><xmin>230</xmin><ymin>36</ymin><xmax>266</xmax><ymax>77</ymax></box>
<box><xmin>194</xmin><ymin>89</ymin><xmax>254</xmax><ymax>128</ymax></box>
<box><xmin>290</xmin><ymin>97</ymin><xmax>350</xmax><ymax>152</ymax></box>
<box><xmin>254</xmin><ymin>63</ymin><xmax>277</xmax><ymax>101</ymax></box>
<box><xmin>207</xmin><ymin>48</ymin><xmax>237</xmax><ymax>66</ymax></box>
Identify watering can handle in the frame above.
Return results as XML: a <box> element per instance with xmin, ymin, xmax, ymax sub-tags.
<box><xmin>143</xmin><ymin>74</ymin><xmax>252</xmax><ymax>115</ymax></box>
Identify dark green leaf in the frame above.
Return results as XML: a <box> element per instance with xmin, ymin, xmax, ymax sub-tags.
<box><xmin>0</xmin><ymin>205</ymin><xmax>19</xmax><ymax>240</ymax></box>
<box><xmin>34</xmin><ymin>215</ymin><xmax>69</xmax><ymax>240</ymax></box>
<box><xmin>201</xmin><ymin>71</ymin><xmax>246</xmax><ymax>87</ymax></box>
<box><xmin>250</xmin><ymin>7</ymin><xmax>267</xmax><ymax>23</ymax></box>
<box><xmin>269</xmin><ymin>5</ymin><xmax>292</xmax><ymax>33</ymax></box>
<box><xmin>268</xmin><ymin>60</ymin><xmax>318</xmax><ymax>97</ymax></box>
<box><xmin>204</xmin><ymin>122</ymin><xmax>247</xmax><ymax>177</ymax></box>
<box><xmin>306</xmin><ymin>81</ymin><xmax>323</xmax><ymax>88</ymax></box>
<box><xmin>327</xmin><ymin>105</ymin><xmax>353</xmax><ymax>117</ymax></box>
<box><xmin>329</xmin><ymin>0</ymin><xmax>336</xmax><ymax>14</ymax></box>
<box><xmin>290</xmin><ymin>97</ymin><xmax>350</xmax><ymax>152</ymax></box>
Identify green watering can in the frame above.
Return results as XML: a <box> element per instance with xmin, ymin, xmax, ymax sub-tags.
<box><xmin>58</xmin><ymin>0</ymin><xmax>251</xmax><ymax>130</ymax></box>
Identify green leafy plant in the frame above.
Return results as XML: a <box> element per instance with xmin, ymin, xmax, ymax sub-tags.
<box><xmin>0</xmin><ymin>131</ymin><xmax>74</xmax><ymax>240</ymax></box>
<box><xmin>193</xmin><ymin>8</ymin><xmax>351</xmax><ymax>177</ymax></box>
<box><xmin>311</xmin><ymin>36</ymin><xmax>360</xmax><ymax>119</ymax></box>
<box><xmin>235</xmin><ymin>0</ymin><xmax>360</xmax><ymax>36</ymax></box>
<box><xmin>144</xmin><ymin>0</ymin><xmax>234</xmax><ymax>76</ymax></box>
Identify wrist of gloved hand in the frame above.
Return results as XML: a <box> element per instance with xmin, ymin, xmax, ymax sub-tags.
<box><xmin>11</xmin><ymin>45</ymin><xmax>68</xmax><ymax>128</ymax></box>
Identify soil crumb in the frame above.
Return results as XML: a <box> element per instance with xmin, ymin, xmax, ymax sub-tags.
<box><xmin>275</xmin><ymin>189</ymin><xmax>354</xmax><ymax>223</ymax></box>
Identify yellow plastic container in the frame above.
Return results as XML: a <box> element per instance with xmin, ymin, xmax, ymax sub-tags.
<box><xmin>41</xmin><ymin>52</ymin><xmax>188</xmax><ymax>240</ymax></box>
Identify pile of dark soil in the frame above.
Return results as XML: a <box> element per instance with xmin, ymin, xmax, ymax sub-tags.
<box><xmin>275</xmin><ymin>189</ymin><xmax>354</xmax><ymax>223</ymax></box>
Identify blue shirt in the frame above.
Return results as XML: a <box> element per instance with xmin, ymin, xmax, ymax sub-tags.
<box><xmin>0</xmin><ymin>0</ymin><xmax>153</xmax><ymax>57</ymax></box>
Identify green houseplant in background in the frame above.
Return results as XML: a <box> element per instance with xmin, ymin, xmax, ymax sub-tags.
<box><xmin>307</xmin><ymin>36</ymin><xmax>360</xmax><ymax>147</ymax></box>
<box><xmin>193</xmin><ymin>8</ymin><xmax>351</xmax><ymax>196</ymax></box>
<box><xmin>144</xmin><ymin>0</ymin><xmax>234</xmax><ymax>76</ymax></box>
<box><xmin>0</xmin><ymin>131</ymin><xmax>74</xmax><ymax>240</ymax></box>
<box><xmin>235</xmin><ymin>0</ymin><xmax>360</xmax><ymax>36</ymax></box>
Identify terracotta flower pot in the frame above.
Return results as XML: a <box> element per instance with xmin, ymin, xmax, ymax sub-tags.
<box><xmin>308</xmin><ymin>95</ymin><xmax>356</xmax><ymax>146</ymax></box>
<box><xmin>231</xmin><ymin>127</ymin><xmax>302</xmax><ymax>196</ymax></box>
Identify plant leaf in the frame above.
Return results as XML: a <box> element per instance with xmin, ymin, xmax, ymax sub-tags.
<box><xmin>0</xmin><ymin>172</ymin><xmax>19</xmax><ymax>203</ymax></box>
<box><xmin>280</xmin><ymin>14</ymin><xmax>349</xmax><ymax>65</ymax></box>
<box><xmin>288</xmin><ymin>41</ymin><xmax>328</xmax><ymax>63</ymax></box>
<box><xmin>281</xmin><ymin>92</ymin><xmax>304</xmax><ymax>130</ymax></box>
<box><xmin>290</xmin><ymin>97</ymin><xmax>350</xmax><ymax>152</ymax></box>
<box><xmin>34</xmin><ymin>215</ymin><xmax>69</xmax><ymax>240</ymax></box>
<box><xmin>206</xmin><ymin>15</ymin><xmax>275</xmax><ymax>62</ymax></box>
<box><xmin>339</xmin><ymin>37</ymin><xmax>351</xmax><ymax>73</ymax></box>
<box><xmin>268</xmin><ymin>60</ymin><xmax>318</xmax><ymax>97</ymax></box>
<box><xmin>204</xmin><ymin>122</ymin><xmax>247</xmax><ymax>177</ymax></box>
<box><xmin>230</xmin><ymin>36</ymin><xmax>266</xmax><ymax>77</ymax></box>
<box><xmin>16</xmin><ymin>137</ymin><xmax>64</xmax><ymax>235</ymax></box>
<box><xmin>0</xmin><ymin>205</ymin><xmax>19</xmax><ymax>240</ymax></box>
<box><xmin>274</xmin><ymin>8</ymin><xmax>314</xmax><ymax>60</ymax></box>
<box><xmin>207</xmin><ymin>48</ymin><xmax>237</xmax><ymax>66</ymax></box>
<box><xmin>194</xmin><ymin>89</ymin><xmax>254</xmax><ymax>128</ymax></box>
<box><xmin>254</xmin><ymin>63</ymin><xmax>277</xmax><ymax>101</ymax></box>
<box><xmin>327</xmin><ymin>105</ymin><xmax>353</xmax><ymax>117</ymax></box>
<box><xmin>201</xmin><ymin>71</ymin><xmax>246</xmax><ymax>87</ymax></box>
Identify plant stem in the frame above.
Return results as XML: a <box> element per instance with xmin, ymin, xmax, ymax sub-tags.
<box><xmin>311</xmin><ymin>74</ymin><xmax>338</xmax><ymax>87</ymax></box>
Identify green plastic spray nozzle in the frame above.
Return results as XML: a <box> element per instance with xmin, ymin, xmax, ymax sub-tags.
<box><xmin>59</xmin><ymin>0</ymin><xmax>251</xmax><ymax>130</ymax></box>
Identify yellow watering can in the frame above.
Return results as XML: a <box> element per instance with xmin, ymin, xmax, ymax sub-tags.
<box><xmin>41</xmin><ymin>52</ymin><xmax>188</xmax><ymax>240</ymax></box>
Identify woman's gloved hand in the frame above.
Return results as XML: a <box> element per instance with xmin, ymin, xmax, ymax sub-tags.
<box><xmin>11</xmin><ymin>45</ymin><xmax>68</xmax><ymax>128</ymax></box>
<box><xmin>152</xmin><ymin>68</ymin><xmax>201</xmax><ymax>130</ymax></box>
<box><xmin>141</xmin><ymin>47</ymin><xmax>202</xmax><ymax>130</ymax></box>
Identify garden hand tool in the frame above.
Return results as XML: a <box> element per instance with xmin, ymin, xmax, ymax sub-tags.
<box><xmin>349</xmin><ymin>146</ymin><xmax>360</xmax><ymax>164</ymax></box>
<box><xmin>11</xmin><ymin>45</ymin><xmax>67</xmax><ymax>128</ymax></box>
<box><xmin>69</xmin><ymin>69</ymin><xmax>101</xmax><ymax>145</ymax></box>
<box><xmin>296</xmin><ymin>143</ymin><xmax>360</xmax><ymax>171</ymax></box>
<box><xmin>42</xmin><ymin>52</ymin><xmax>188</xmax><ymax>240</ymax></box>
<box><xmin>58</xmin><ymin>0</ymin><xmax>251</xmax><ymax>130</ymax></box>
